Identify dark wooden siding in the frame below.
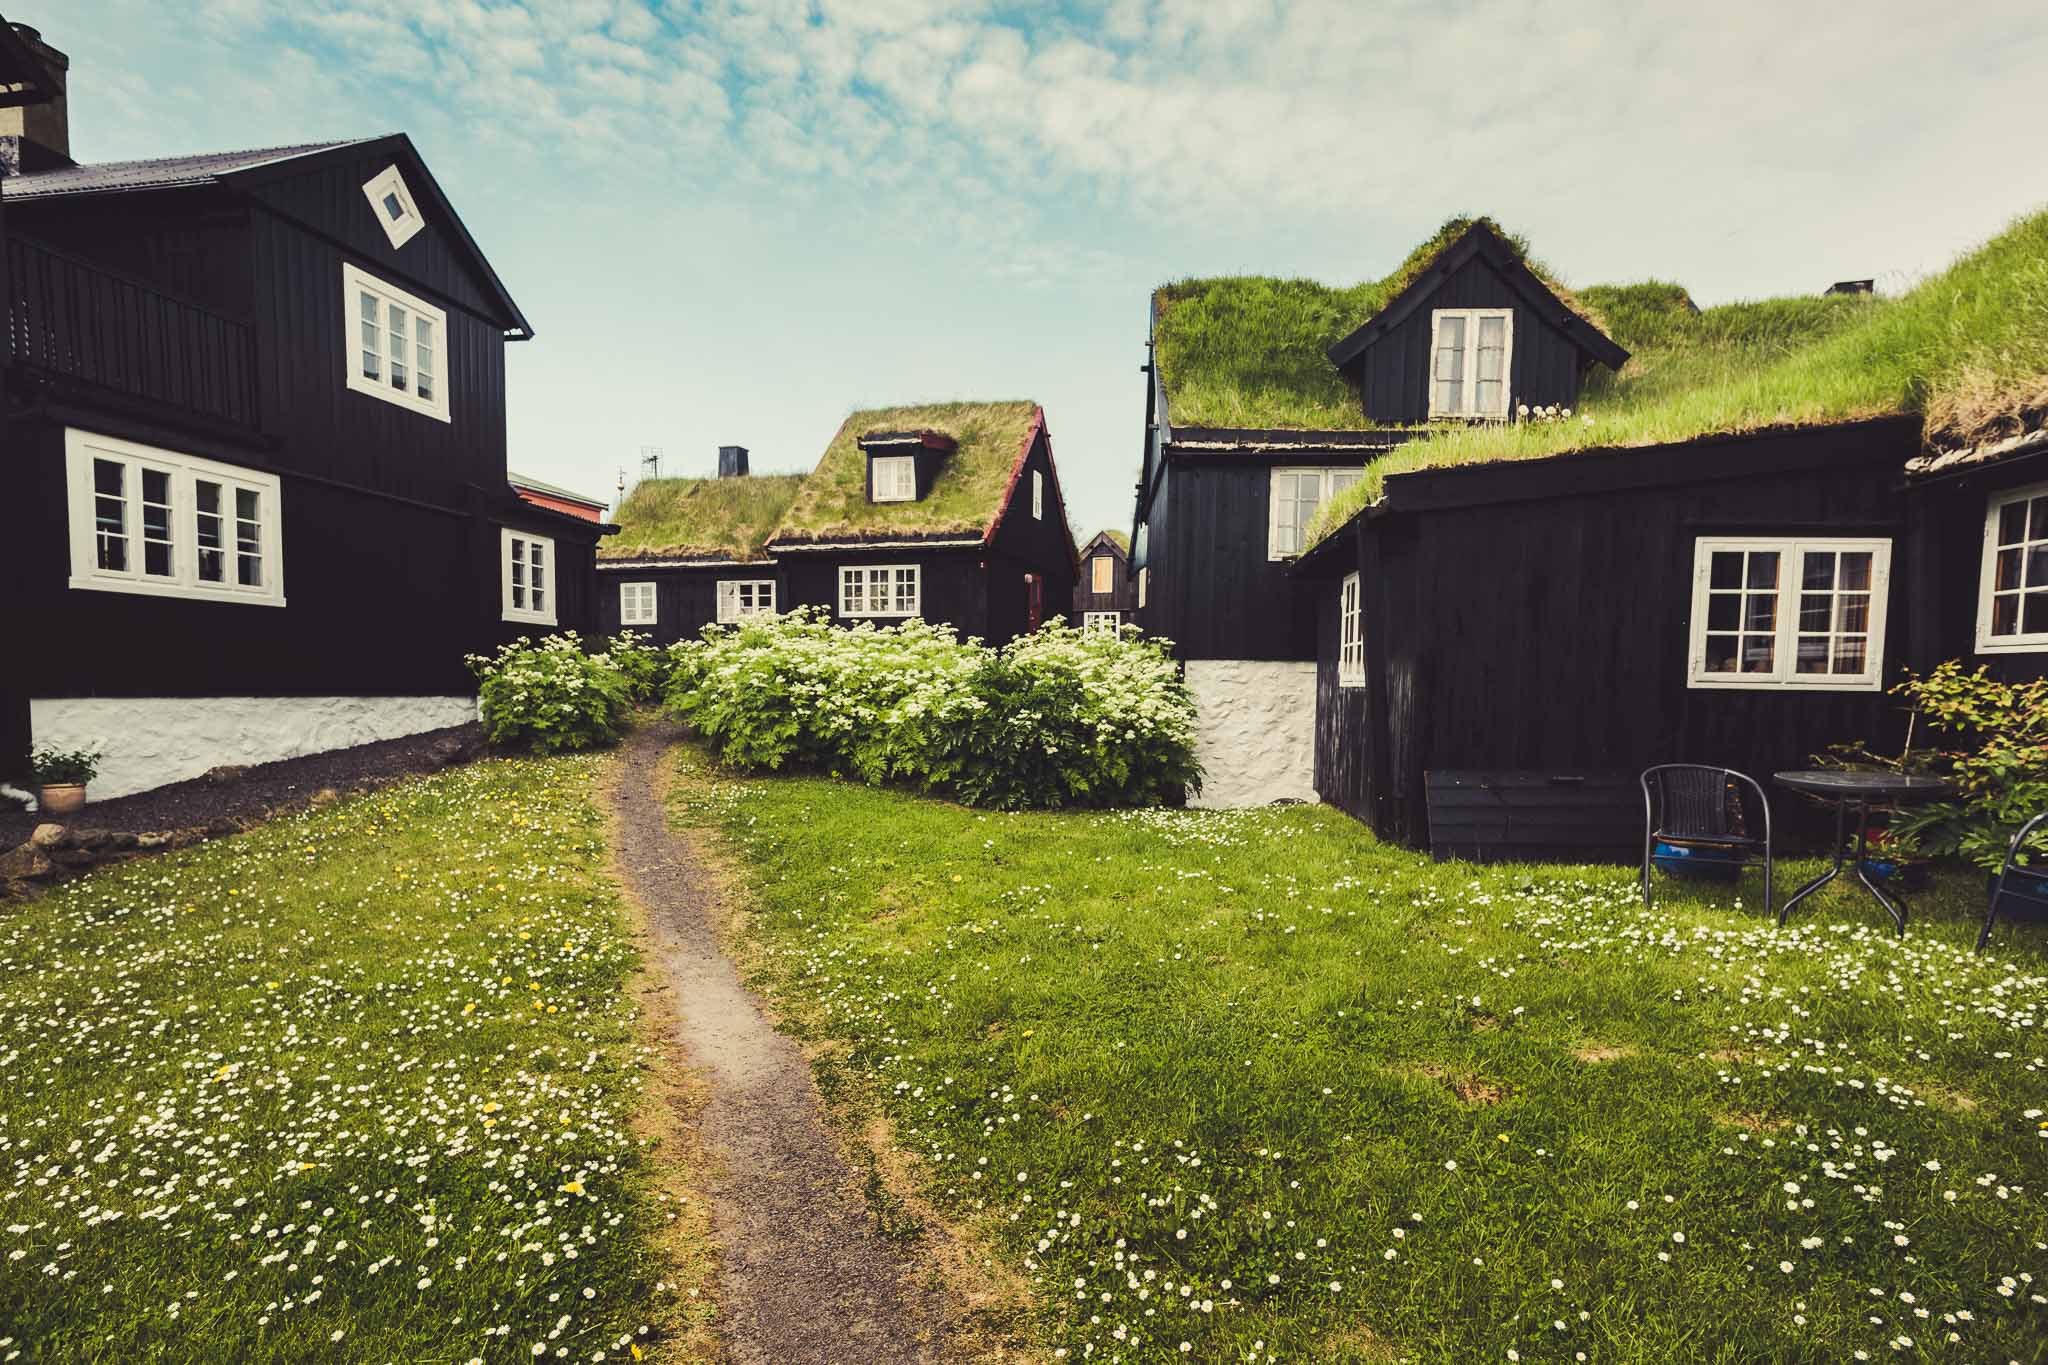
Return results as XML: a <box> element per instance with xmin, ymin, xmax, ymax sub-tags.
<box><xmin>984</xmin><ymin>427</ymin><xmax>1077</xmax><ymax>641</ymax></box>
<box><xmin>1349</xmin><ymin>253</ymin><xmax>1588</xmax><ymax>426</ymax></box>
<box><xmin>1320</xmin><ymin>422</ymin><xmax>1927</xmax><ymax>850</ymax></box>
<box><xmin>779</xmin><ymin>547</ymin><xmax>990</xmax><ymax>640</ymax></box>
<box><xmin>1903</xmin><ymin>459</ymin><xmax>2048</xmax><ymax>684</ymax></box>
<box><xmin>1149</xmin><ymin>458</ymin><xmax>1327</xmax><ymax>660</ymax></box>
<box><xmin>595</xmin><ymin>564</ymin><xmax>775</xmax><ymax>645</ymax></box>
<box><xmin>1074</xmin><ymin>537</ymin><xmax>1137</xmax><ymax>619</ymax></box>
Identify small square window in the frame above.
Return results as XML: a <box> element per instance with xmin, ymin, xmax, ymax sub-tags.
<box><xmin>1428</xmin><ymin>309</ymin><xmax>1514</xmax><ymax>419</ymax></box>
<box><xmin>361</xmin><ymin>165</ymin><xmax>425</xmax><ymax>249</ymax></box>
<box><xmin>1083</xmin><ymin>610</ymin><xmax>1121</xmax><ymax>634</ymax></box>
<box><xmin>871</xmin><ymin>456</ymin><xmax>917</xmax><ymax>503</ymax></box>
<box><xmin>1688</xmin><ymin>536</ymin><xmax>1890</xmax><ymax>690</ymax></box>
<box><xmin>717</xmin><ymin>579</ymin><xmax>776</xmax><ymax>624</ymax></box>
<box><xmin>1269</xmin><ymin>466</ymin><xmax>1366</xmax><ymax>559</ymax></box>
<box><xmin>1032</xmin><ymin>469</ymin><xmax>1044</xmax><ymax>520</ymax></box>
<box><xmin>1979</xmin><ymin>481</ymin><xmax>2048</xmax><ymax>653</ymax></box>
<box><xmin>619</xmin><ymin>581</ymin><xmax>658</xmax><ymax>626</ymax></box>
<box><xmin>1091</xmin><ymin>555</ymin><xmax>1114</xmax><ymax>594</ymax></box>
<box><xmin>838</xmin><ymin>564</ymin><xmax>919</xmax><ymax>618</ymax></box>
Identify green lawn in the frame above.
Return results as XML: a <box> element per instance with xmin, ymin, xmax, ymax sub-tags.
<box><xmin>0</xmin><ymin>755</ymin><xmax>710</xmax><ymax>1363</ymax></box>
<box><xmin>673</xmin><ymin>750</ymin><xmax>2048</xmax><ymax>1364</ymax></box>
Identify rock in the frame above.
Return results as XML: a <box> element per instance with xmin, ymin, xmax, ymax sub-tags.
<box><xmin>205</xmin><ymin>817</ymin><xmax>243</xmax><ymax>837</ymax></box>
<box><xmin>50</xmin><ymin>848</ymin><xmax>98</xmax><ymax>868</ymax></box>
<box><xmin>202</xmin><ymin>764</ymin><xmax>251</xmax><ymax>786</ymax></box>
<box><xmin>29</xmin><ymin>823</ymin><xmax>67</xmax><ymax>848</ymax></box>
<box><xmin>71</xmin><ymin>829</ymin><xmax>113</xmax><ymax>852</ymax></box>
<box><xmin>135</xmin><ymin>832</ymin><xmax>170</xmax><ymax>850</ymax></box>
<box><xmin>309</xmin><ymin>787</ymin><xmax>341</xmax><ymax>807</ymax></box>
<box><xmin>428</xmin><ymin>734</ymin><xmax>478</xmax><ymax>768</ymax></box>
<box><xmin>0</xmin><ymin>843</ymin><xmax>53</xmax><ymax>880</ymax></box>
<box><xmin>105</xmin><ymin>831</ymin><xmax>138</xmax><ymax>850</ymax></box>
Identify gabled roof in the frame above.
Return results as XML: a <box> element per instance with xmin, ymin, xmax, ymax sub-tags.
<box><xmin>2</xmin><ymin>133</ymin><xmax>534</xmax><ymax>339</ymax></box>
<box><xmin>1083</xmin><ymin>529</ymin><xmax>1130</xmax><ymax>556</ymax></box>
<box><xmin>0</xmin><ymin>20</ymin><xmax>61</xmax><ymax>109</ymax></box>
<box><xmin>510</xmin><ymin>471</ymin><xmax>607</xmax><ymax>508</ymax></box>
<box><xmin>767</xmin><ymin>401</ymin><xmax>1048</xmax><ymax>547</ymax></box>
<box><xmin>602</xmin><ymin>473</ymin><xmax>805</xmax><ymax>564</ymax></box>
<box><xmin>1325</xmin><ymin>220</ymin><xmax>1628</xmax><ymax>372</ymax></box>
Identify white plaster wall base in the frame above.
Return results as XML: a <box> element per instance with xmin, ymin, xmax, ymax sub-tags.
<box><xmin>29</xmin><ymin>696</ymin><xmax>480</xmax><ymax>800</ymax></box>
<box><xmin>1184</xmin><ymin>660</ymin><xmax>1319</xmax><ymax>809</ymax></box>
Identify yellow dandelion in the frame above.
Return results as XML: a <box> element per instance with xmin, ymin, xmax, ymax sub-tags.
<box><xmin>462</xmin><ymin>1002</ymin><xmax>477</xmax><ymax>1016</ymax></box>
<box><xmin>561</xmin><ymin>1180</ymin><xmax>584</xmax><ymax>1195</ymax></box>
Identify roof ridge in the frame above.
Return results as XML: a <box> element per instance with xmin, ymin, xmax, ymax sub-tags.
<box><xmin>63</xmin><ymin>137</ymin><xmax>368</xmax><ymax>172</ymax></box>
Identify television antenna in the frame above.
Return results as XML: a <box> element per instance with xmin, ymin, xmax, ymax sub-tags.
<box><xmin>639</xmin><ymin>445</ymin><xmax>664</xmax><ymax>482</ymax></box>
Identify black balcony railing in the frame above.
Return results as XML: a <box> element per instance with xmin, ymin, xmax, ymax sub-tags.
<box><xmin>4</xmin><ymin>235</ymin><xmax>258</xmax><ymax>427</ymax></box>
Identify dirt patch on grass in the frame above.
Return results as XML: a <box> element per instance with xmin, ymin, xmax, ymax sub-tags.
<box><xmin>1319</xmin><ymin>1321</ymin><xmax>1402</xmax><ymax>1362</ymax></box>
<box><xmin>1412</xmin><ymin>1064</ymin><xmax>1511</xmax><ymax>1106</ymax></box>
<box><xmin>1573</xmin><ymin>1043</ymin><xmax>1638</xmax><ymax>1064</ymax></box>
<box><xmin>1717</xmin><ymin>1110</ymin><xmax>1794</xmax><ymax>1133</ymax></box>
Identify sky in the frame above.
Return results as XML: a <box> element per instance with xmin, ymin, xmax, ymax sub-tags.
<box><xmin>17</xmin><ymin>0</ymin><xmax>2048</xmax><ymax>536</ymax></box>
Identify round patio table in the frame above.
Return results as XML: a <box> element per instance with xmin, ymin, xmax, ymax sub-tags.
<box><xmin>1772</xmin><ymin>771</ymin><xmax>1952</xmax><ymax>936</ymax></box>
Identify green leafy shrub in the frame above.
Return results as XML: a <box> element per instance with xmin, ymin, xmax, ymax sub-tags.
<box><xmin>603</xmin><ymin>630</ymin><xmax>668</xmax><ymax>703</ymax></box>
<box><xmin>665</xmin><ymin>609</ymin><xmax>1200</xmax><ymax>809</ymax></box>
<box><xmin>31</xmin><ymin>746</ymin><xmax>101</xmax><ymax>786</ymax></box>
<box><xmin>467</xmin><ymin>633</ymin><xmax>635</xmax><ymax>753</ymax></box>
<box><xmin>1887</xmin><ymin>661</ymin><xmax>2048</xmax><ymax>870</ymax></box>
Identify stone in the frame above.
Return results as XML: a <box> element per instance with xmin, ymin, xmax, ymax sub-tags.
<box><xmin>0</xmin><ymin>843</ymin><xmax>53</xmax><ymax>880</ymax></box>
<box><xmin>70</xmin><ymin>829</ymin><xmax>113</xmax><ymax>852</ymax></box>
<box><xmin>1183</xmin><ymin>659</ymin><xmax>1320</xmax><ymax>809</ymax></box>
<box><xmin>309</xmin><ymin>787</ymin><xmax>341</xmax><ymax>807</ymax></box>
<box><xmin>50</xmin><ymin>848</ymin><xmax>97</xmax><ymax>868</ymax></box>
<box><xmin>29</xmin><ymin>823</ymin><xmax>67</xmax><ymax>848</ymax></box>
<box><xmin>202</xmin><ymin>764</ymin><xmax>251</xmax><ymax>786</ymax></box>
<box><xmin>135</xmin><ymin>832</ymin><xmax>170</xmax><ymax>850</ymax></box>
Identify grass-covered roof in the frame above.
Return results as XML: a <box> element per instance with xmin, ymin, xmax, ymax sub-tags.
<box><xmin>600</xmin><ymin>473</ymin><xmax>804</xmax><ymax>562</ymax></box>
<box><xmin>1153</xmin><ymin>217</ymin><xmax>1590</xmax><ymax>431</ymax></box>
<box><xmin>1304</xmin><ymin>208</ymin><xmax>2048</xmax><ymax>544</ymax></box>
<box><xmin>768</xmin><ymin>401</ymin><xmax>1041</xmax><ymax>544</ymax></box>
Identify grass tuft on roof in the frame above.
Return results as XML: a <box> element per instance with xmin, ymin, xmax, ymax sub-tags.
<box><xmin>1305</xmin><ymin>208</ymin><xmax>2048</xmax><ymax>546</ymax></box>
<box><xmin>602</xmin><ymin>473</ymin><xmax>804</xmax><ymax>562</ymax></box>
<box><xmin>769</xmin><ymin>401</ymin><xmax>1040</xmax><ymax>544</ymax></box>
<box><xmin>1153</xmin><ymin>216</ymin><xmax>1591</xmax><ymax>431</ymax></box>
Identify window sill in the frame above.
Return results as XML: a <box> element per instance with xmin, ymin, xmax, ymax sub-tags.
<box><xmin>1685</xmin><ymin>674</ymin><xmax>1883</xmax><ymax>693</ymax></box>
<box><xmin>503</xmin><ymin>610</ymin><xmax>557</xmax><ymax>627</ymax></box>
<box><xmin>1338</xmin><ymin>674</ymin><xmax>1365</xmax><ymax>689</ymax></box>
<box><xmin>1975</xmin><ymin>636</ymin><xmax>2048</xmax><ymax>655</ymax></box>
<box><xmin>69</xmin><ymin>574</ymin><xmax>285</xmax><ymax>608</ymax></box>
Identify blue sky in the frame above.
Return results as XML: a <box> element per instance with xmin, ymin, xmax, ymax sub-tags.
<box><xmin>20</xmin><ymin>0</ymin><xmax>2048</xmax><ymax>535</ymax></box>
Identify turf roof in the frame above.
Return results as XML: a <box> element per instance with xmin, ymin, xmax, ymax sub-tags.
<box><xmin>601</xmin><ymin>473</ymin><xmax>804</xmax><ymax>562</ymax></box>
<box><xmin>1303</xmin><ymin>207</ymin><xmax>2048</xmax><ymax>545</ymax></box>
<box><xmin>1152</xmin><ymin>216</ymin><xmax>1592</xmax><ymax>431</ymax></box>
<box><xmin>768</xmin><ymin>401</ymin><xmax>1041</xmax><ymax>544</ymax></box>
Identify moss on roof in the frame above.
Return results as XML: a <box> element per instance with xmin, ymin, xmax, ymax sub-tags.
<box><xmin>1091</xmin><ymin>529</ymin><xmax>1131</xmax><ymax>553</ymax></box>
<box><xmin>601</xmin><ymin>473</ymin><xmax>804</xmax><ymax>562</ymax></box>
<box><xmin>1152</xmin><ymin>216</ymin><xmax>1591</xmax><ymax>430</ymax></box>
<box><xmin>769</xmin><ymin>401</ymin><xmax>1040</xmax><ymax>544</ymax></box>
<box><xmin>1305</xmin><ymin>208</ymin><xmax>2048</xmax><ymax>545</ymax></box>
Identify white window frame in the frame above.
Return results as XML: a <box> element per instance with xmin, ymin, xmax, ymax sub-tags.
<box><xmin>1427</xmin><ymin>307</ymin><xmax>1515</xmax><ymax>420</ymax></box>
<box><xmin>1977</xmin><ymin>480</ymin><xmax>2048</xmax><ymax>654</ymax></box>
<box><xmin>1091</xmin><ymin>554</ymin><xmax>1115</xmax><ymax>594</ymax></box>
<box><xmin>716</xmin><ymin>579</ymin><xmax>777</xmax><ymax>624</ymax></box>
<box><xmin>838</xmin><ymin>564</ymin><xmax>920</xmax><ymax>619</ymax></box>
<box><xmin>619</xmin><ymin>581</ymin><xmax>657</xmax><ymax>626</ymax></box>
<box><xmin>1083</xmin><ymin>610</ymin><xmax>1121</xmax><ymax>634</ymax></box>
<box><xmin>64</xmin><ymin>428</ymin><xmax>285</xmax><ymax>607</ymax></box>
<box><xmin>361</xmin><ymin>165</ymin><xmax>425</xmax><ymax>249</ymax></box>
<box><xmin>1338</xmin><ymin>571</ymin><xmax>1364</xmax><ymax>687</ymax></box>
<box><xmin>1032</xmin><ymin>470</ymin><xmax>1044</xmax><ymax>520</ymax></box>
<box><xmin>1269</xmin><ymin>466</ymin><xmax>1365</xmax><ymax>560</ymax></box>
<box><xmin>502</xmin><ymin>529</ymin><xmax>556</xmax><ymax>627</ymax></box>
<box><xmin>343</xmin><ymin>262</ymin><xmax>450</xmax><ymax>423</ymax></box>
<box><xmin>871</xmin><ymin>455</ymin><xmax>917</xmax><ymax>503</ymax></box>
<box><xmin>1686</xmin><ymin>536</ymin><xmax>1892</xmax><ymax>691</ymax></box>
<box><xmin>1137</xmin><ymin>566</ymin><xmax>1149</xmax><ymax>609</ymax></box>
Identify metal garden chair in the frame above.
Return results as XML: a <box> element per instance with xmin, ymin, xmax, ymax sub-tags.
<box><xmin>1641</xmin><ymin>765</ymin><xmax>1774</xmax><ymax>918</ymax></box>
<box><xmin>1979</xmin><ymin>810</ymin><xmax>2048</xmax><ymax>952</ymax></box>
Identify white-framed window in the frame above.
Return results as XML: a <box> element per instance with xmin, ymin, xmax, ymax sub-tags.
<box><xmin>1428</xmin><ymin>308</ymin><xmax>1514</xmax><ymax>419</ymax></box>
<box><xmin>839</xmin><ymin>564</ymin><xmax>920</xmax><ymax>618</ymax></box>
<box><xmin>1032</xmin><ymin>470</ymin><xmax>1044</xmax><ymax>520</ymax></box>
<box><xmin>361</xmin><ymin>164</ymin><xmax>424</xmax><ymax>249</ymax></box>
<box><xmin>1687</xmin><ymin>537</ymin><xmax>1891</xmax><ymax>690</ymax></box>
<box><xmin>871</xmin><ymin>456</ymin><xmax>916</xmax><ymax>503</ymax></box>
<box><xmin>1338</xmin><ymin>571</ymin><xmax>1364</xmax><ymax>687</ymax></box>
<box><xmin>343</xmin><ymin>262</ymin><xmax>449</xmax><ymax>423</ymax></box>
<box><xmin>1137</xmin><ymin>566</ymin><xmax>1149</xmax><ymax>609</ymax></box>
<box><xmin>1091</xmin><ymin>554</ymin><xmax>1115</xmax><ymax>594</ymax></box>
<box><xmin>716</xmin><ymin>579</ymin><xmax>777</xmax><ymax>624</ymax></box>
<box><xmin>1083</xmin><ymin>610</ymin><xmax>1121</xmax><ymax>634</ymax></box>
<box><xmin>64</xmin><ymin>429</ymin><xmax>285</xmax><ymax>607</ymax></box>
<box><xmin>1269</xmin><ymin>466</ymin><xmax>1365</xmax><ymax>559</ymax></box>
<box><xmin>619</xmin><ymin>581</ymin><xmax>657</xmax><ymax>626</ymax></box>
<box><xmin>1978</xmin><ymin>481</ymin><xmax>2048</xmax><ymax>653</ymax></box>
<box><xmin>502</xmin><ymin>529</ymin><xmax>555</xmax><ymax>626</ymax></box>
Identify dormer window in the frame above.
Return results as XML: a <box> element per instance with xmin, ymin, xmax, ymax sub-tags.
<box><xmin>1429</xmin><ymin>308</ymin><xmax>1512</xmax><ymax>419</ymax></box>
<box><xmin>362</xmin><ymin>165</ymin><xmax>425</xmax><ymax>249</ymax></box>
<box><xmin>872</xmin><ymin>456</ymin><xmax>917</xmax><ymax>502</ymax></box>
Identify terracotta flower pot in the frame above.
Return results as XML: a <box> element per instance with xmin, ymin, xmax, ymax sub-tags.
<box><xmin>38</xmin><ymin>783</ymin><xmax>86</xmax><ymax>815</ymax></box>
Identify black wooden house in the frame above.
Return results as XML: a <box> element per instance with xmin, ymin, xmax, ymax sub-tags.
<box><xmin>0</xmin><ymin>19</ymin><xmax>606</xmax><ymax>799</ymax></box>
<box><xmin>1130</xmin><ymin>219</ymin><xmax>1626</xmax><ymax>805</ymax></box>
<box><xmin>1073</xmin><ymin>530</ymin><xmax>1136</xmax><ymax>631</ymax></box>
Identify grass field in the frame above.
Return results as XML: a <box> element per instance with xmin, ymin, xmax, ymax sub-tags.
<box><xmin>0</xmin><ymin>756</ymin><xmax>713</xmax><ymax>1363</ymax></box>
<box><xmin>674</xmin><ymin>751</ymin><xmax>2048</xmax><ymax>1364</ymax></box>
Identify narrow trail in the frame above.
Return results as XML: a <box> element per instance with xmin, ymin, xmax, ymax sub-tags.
<box><xmin>611</xmin><ymin>724</ymin><xmax>961</xmax><ymax>1365</ymax></box>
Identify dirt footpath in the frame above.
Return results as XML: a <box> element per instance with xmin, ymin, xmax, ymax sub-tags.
<box><xmin>611</xmin><ymin>725</ymin><xmax>964</xmax><ymax>1364</ymax></box>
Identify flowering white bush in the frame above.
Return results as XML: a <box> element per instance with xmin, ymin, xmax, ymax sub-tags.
<box><xmin>666</xmin><ymin>610</ymin><xmax>1200</xmax><ymax>809</ymax></box>
<box><xmin>467</xmin><ymin>633</ymin><xmax>635</xmax><ymax>753</ymax></box>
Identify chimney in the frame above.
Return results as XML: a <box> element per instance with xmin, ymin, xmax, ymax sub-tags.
<box><xmin>0</xmin><ymin>23</ymin><xmax>70</xmax><ymax>176</ymax></box>
<box><xmin>1826</xmin><ymin>279</ymin><xmax>1874</xmax><ymax>297</ymax></box>
<box><xmin>717</xmin><ymin>445</ymin><xmax>749</xmax><ymax>478</ymax></box>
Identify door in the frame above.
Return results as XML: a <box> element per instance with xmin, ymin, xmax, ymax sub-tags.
<box><xmin>1025</xmin><ymin>572</ymin><xmax>1043</xmax><ymax>630</ymax></box>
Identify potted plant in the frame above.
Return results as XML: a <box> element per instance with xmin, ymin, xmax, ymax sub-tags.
<box><xmin>30</xmin><ymin>746</ymin><xmax>101</xmax><ymax>816</ymax></box>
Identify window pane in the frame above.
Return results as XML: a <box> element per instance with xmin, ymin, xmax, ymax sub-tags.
<box><xmin>1709</xmin><ymin>551</ymin><xmax>1743</xmax><ymax>590</ymax></box>
<box><xmin>1801</xmin><ymin>551</ymin><xmax>1836</xmax><ymax>590</ymax></box>
<box><xmin>382</xmin><ymin>191</ymin><xmax>405</xmax><ymax>221</ymax></box>
<box><xmin>1996</xmin><ymin>499</ymin><xmax>2027</xmax><ymax>546</ymax></box>
<box><xmin>1798</xmin><ymin>592</ymin><xmax>1830</xmax><ymax>632</ymax></box>
<box><xmin>142</xmin><ymin>468</ymin><xmax>173</xmax><ymax>577</ymax></box>
<box><xmin>1743</xmin><ymin>593</ymin><xmax>1776</xmax><ymax>632</ymax></box>
<box><xmin>415</xmin><ymin>317</ymin><xmax>435</xmax><ymax>402</ymax></box>
<box><xmin>93</xmin><ymin>458</ymin><xmax>127</xmax><ymax>572</ymax></box>
<box><xmin>388</xmin><ymin>304</ymin><xmax>409</xmax><ymax>390</ymax></box>
<box><xmin>1704</xmin><ymin>634</ymin><xmax>1738</xmax><ymax>672</ymax></box>
<box><xmin>1796</xmin><ymin>635</ymin><xmax>1830</xmax><ymax>673</ymax></box>
<box><xmin>2025</xmin><ymin>591</ymin><xmax>2048</xmax><ymax>636</ymax></box>
<box><xmin>1745</xmin><ymin>551</ymin><xmax>1779</xmax><ymax>589</ymax></box>
<box><xmin>2030</xmin><ymin>496</ymin><xmax>2048</xmax><ymax>541</ymax></box>
<box><xmin>1991</xmin><ymin>592</ymin><xmax>2019</xmax><ymax>636</ymax></box>
<box><xmin>1838</xmin><ymin>551</ymin><xmax>1872</xmax><ymax>591</ymax></box>
<box><xmin>1707</xmin><ymin>594</ymin><xmax>1739</xmax><ymax>631</ymax></box>
<box><xmin>235</xmin><ymin>487</ymin><xmax>262</xmax><ymax>587</ymax></box>
<box><xmin>1838</xmin><ymin>592</ymin><xmax>1869</xmax><ymax>632</ymax></box>
<box><xmin>196</xmin><ymin>480</ymin><xmax>224</xmax><ymax>582</ymax></box>
<box><xmin>1740</xmin><ymin>635</ymin><xmax>1775</xmax><ymax>672</ymax></box>
<box><xmin>1996</xmin><ymin>548</ymin><xmax>2022</xmax><ymax>591</ymax></box>
<box><xmin>1832</xmin><ymin>636</ymin><xmax>1867</xmax><ymax>674</ymax></box>
<box><xmin>2028</xmin><ymin>546</ymin><xmax>2048</xmax><ymax>589</ymax></box>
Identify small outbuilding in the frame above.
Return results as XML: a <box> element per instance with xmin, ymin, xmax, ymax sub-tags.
<box><xmin>1073</xmin><ymin>530</ymin><xmax>1135</xmax><ymax>631</ymax></box>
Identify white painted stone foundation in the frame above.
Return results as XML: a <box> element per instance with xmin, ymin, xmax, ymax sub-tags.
<box><xmin>29</xmin><ymin>696</ymin><xmax>479</xmax><ymax>800</ymax></box>
<box><xmin>1183</xmin><ymin>660</ymin><xmax>1319</xmax><ymax>809</ymax></box>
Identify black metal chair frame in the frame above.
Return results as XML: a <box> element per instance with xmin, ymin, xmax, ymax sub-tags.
<box><xmin>1980</xmin><ymin>810</ymin><xmax>2048</xmax><ymax>953</ymax></box>
<box><xmin>1641</xmin><ymin>765</ymin><xmax>1774</xmax><ymax>919</ymax></box>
